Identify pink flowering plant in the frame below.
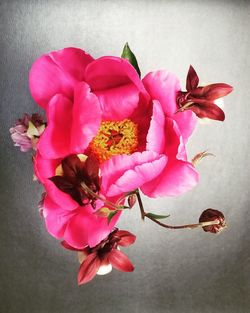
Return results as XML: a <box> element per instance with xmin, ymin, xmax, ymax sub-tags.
<box><xmin>10</xmin><ymin>43</ymin><xmax>233</xmax><ymax>285</ymax></box>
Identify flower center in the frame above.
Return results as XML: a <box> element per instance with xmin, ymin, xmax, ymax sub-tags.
<box><xmin>90</xmin><ymin>119</ymin><xmax>138</xmax><ymax>162</ymax></box>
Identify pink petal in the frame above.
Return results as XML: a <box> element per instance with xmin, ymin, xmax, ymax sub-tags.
<box><xmin>43</xmin><ymin>194</ymin><xmax>121</xmax><ymax>249</ymax></box>
<box><xmin>146</xmin><ymin>100</ymin><xmax>165</xmax><ymax>153</ymax></box>
<box><xmin>37</xmin><ymin>94</ymin><xmax>73</xmax><ymax>159</ymax></box>
<box><xmin>108</xmin><ymin>249</ymin><xmax>134</xmax><ymax>272</ymax></box>
<box><xmin>141</xmin><ymin>117</ymin><xmax>199</xmax><ymax>197</ymax></box>
<box><xmin>44</xmin><ymin>179</ymin><xmax>79</xmax><ymax>211</ymax></box>
<box><xmin>29</xmin><ymin>47</ymin><xmax>94</xmax><ymax>108</ymax></box>
<box><xmin>101</xmin><ymin>151</ymin><xmax>168</xmax><ymax>197</ymax></box>
<box><xmin>85</xmin><ymin>56</ymin><xmax>146</xmax><ymax>93</ymax></box>
<box><xmin>33</xmin><ymin>151</ymin><xmax>61</xmax><ymax>183</ymax></box>
<box><xmin>143</xmin><ymin>70</ymin><xmax>181</xmax><ymax>116</ymax></box>
<box><xmin>64</xmin><ymin>207</ymin><xmax>121</xmax><ymax>249</ymax></box>
<box><xmin>85</xmin><ymin>56</ymin><xmax>149</xmax><ymax>120</ymax></box>
<box><xmin>116</xmin><ymin>230</ymin><xmax>136</xmax><ymax>247</ymax></box>
<box><xmin>129</xmin><ymin>96</ymin><xmax>152</xmax><ymax>151</ymax></box>
<box><xmin>61</xmin><ymin>240</ymin><xmax>83</xmax><ymax>251</ymax></box>
<box><xmin>70</xmin><ymin>82</ymin><xmax>102</xmax><ymax>152</ymax></box>
<box><xmin>78</xmin><ymin>252</ymin><xmax>101</xmax><ymax>285</ymax></box>
<box><xmin>141</xmin><ymin>160</ymin><xmax>199</xmax><ymax>197</ymax></box>
<box><xmin>164</xmin><ymin>118</ymin><xmax>186</xmax><ymax>160</ymax></box>
<box><xmin>34</xmin><ymin>152</ymin><xmax>78</xmax><ymax>209</ymax></box>
<box><xmin>43</xmin><ymin>195</ymin><xmax>75</xmax><ymax>239</ymax></box>
<box><xmin>173</xmin><ymin>110</ymin><xmax>197</xmax><ymax>144</ymax></box>
<box><xmin>94</xmin><ymin>83</ymin><xmax>140</xmax><ymax>121</ymax></box>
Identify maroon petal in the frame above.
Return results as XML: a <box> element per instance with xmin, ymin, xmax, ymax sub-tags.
<box><xmin>186</xmin><ymin>65</ymin><xmax>199</xmax><ymax>91</ymax></box>
<box><xmin>78</xmin><ymin>253</ymin><xmax>101</xmax><ymax>285</ymax></box>
<box><xmin>201</xmin><ymin>83</ymin><xmax>233</xmax><ymax>100</ymax></box>
<box><xmin>116</xmin><ymin>230</ymin><xmax>136</xmax><ymax>247</ymax></box>
<box><xmin>62</xmin><ymin>155</ymin><xmax>84</xmax><ymax>180</ymax></box>
<box><xmin>191</xmin><ymin>102</ymin><xmax>225</xmax><ymax>121</ymax></box>
<box><xmin>108</xmin><ymin>249</ymin><xmax>134</xmax><ymax>272</ymax></box>
<box><xmin>61</xmin><ymin>240</ymin><xmax>83</xmax><ymax>251</ymax></box>
<box><xmin>49</xmin><ymin>175</ymin><xmax>74</xmax><ymax>191</ymax></box>
<box><xmin>85</xmin><ymin>153</ymin><xmax>100</xmax><ymax>179</ymax></box>
<box><xmin>190</xmin><ymin>86</ymin><xmax>205</xmax><ymax>98</ymax></box>
<box><xmin>49</xmin><ymin>176</ymin><xmax>83</xmax><ymax>205</ymax></box>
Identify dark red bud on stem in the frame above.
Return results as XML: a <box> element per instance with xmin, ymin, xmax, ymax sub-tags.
<box><xmin>128</xmin><ymin>194</ymin><xmax>137</xmax><ymax>208</ymax></box>
<box><xmin>199</xmin><ymin>209</ymin><xmax>226</xmax><ymax>234</ymax></box>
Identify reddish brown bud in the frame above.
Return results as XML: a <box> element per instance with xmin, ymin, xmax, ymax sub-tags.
<box><xmin>199</xmin><ymin>208</ymin><xmax>226</xmax><ymax>234</ymax></box>
<box><xmin>128</xmin><ymin>194</ymin><xmax>137</xmax><ymax>208</ymax></box>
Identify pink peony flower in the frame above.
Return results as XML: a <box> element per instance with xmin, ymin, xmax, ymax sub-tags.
<box><xmin>61</xmin><ymin>228</ymin><xmax>136</xmax><ymax>285</ymax></box>
<box><xmin>30</xmin><ymin>47</ymin><xmax>199</xmax><ymax>247</ymax></box>
<box><xmin>30</xmin><ymin>47</ymin><xmax>198</xmax><ymax>194</ymax></box>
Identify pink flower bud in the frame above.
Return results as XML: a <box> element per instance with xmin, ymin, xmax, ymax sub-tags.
<box><xmin>128</xmin><ymin>194</ymin><xmax>137</xmax><ymax>208</ymax></box>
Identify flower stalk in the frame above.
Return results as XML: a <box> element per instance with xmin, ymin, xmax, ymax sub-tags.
<box><xmin>81</xmin><ymin>186</ymin><xmax>223</xmax><ymax>231</ymax></box>
<box><xmin>80</xmin><ymin>182</ymin><xmax>123</xmax><ymax>211</ymax></box>
<box><xmin>80</xmin><ymin>182</ymin><xmax>131</xmax><ymax>212</ymax></box>
<box><xmin>135</xmin><ymin>189</ymin><xmax>146</xmax><ymax>220</ymax></box>
<box><xmin>145</xmin><ymin>213</ymin><xmax>220</xmax><ymax>230</ymax></box>
<box><xmin>135</xmin><ymin>189</ymin><xmax>222</xmax><ymax>230</ymax></box>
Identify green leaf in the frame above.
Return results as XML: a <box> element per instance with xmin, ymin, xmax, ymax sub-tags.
<box><xmin>120</xmin><ymin>206</ymin><xmax>130</xmax><ymax>210</ymax></box>
<box><xmin>107</xmin><ymin>210</ymin><xmax>118</xmax><ymax>224</ymax></box>
<box><xmin>146</xmin><ymin>212</ymin><xmax>170</xmax><ymax>220</ymax></box>
<box><xmin>121</xmin><ymin>42</ymin><xmax>141</xmax><ymax>77</ymax></box>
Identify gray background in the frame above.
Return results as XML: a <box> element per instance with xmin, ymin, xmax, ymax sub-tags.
<box><xmin>0</xmin><ymin>0</ymin><xmax>249</xmax><ymax>312</ymax></box>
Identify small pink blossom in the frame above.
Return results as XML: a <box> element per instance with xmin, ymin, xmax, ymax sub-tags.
<box><xmin>30</xmin><ymin>47</ymin><xmax>200</xmax><ymax>247</ymax></box>
<box><xmin>10</xmin><ymin>113</ymin><xmax>45</xmax><ymax>152</ymax></box>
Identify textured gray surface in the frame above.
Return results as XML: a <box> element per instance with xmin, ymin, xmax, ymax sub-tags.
<box><xmin>0</xmin><ymin>0</ymin><xmax>249</xmax><ymax>312</ymax></box>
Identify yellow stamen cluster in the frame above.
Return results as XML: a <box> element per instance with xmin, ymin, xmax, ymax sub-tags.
<box><xmin>90</xmin><ymin>119</ymin><xmax>138</xmax><ymax>162</ymax></box>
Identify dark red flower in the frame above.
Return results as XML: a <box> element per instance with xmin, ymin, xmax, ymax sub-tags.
<box><xmin>199</xmin><ymin>208</ymin><xmax>226</xmax><ymax>234</ymax></box>
<box><xmin>62</xmin><ymin>228</ymin><xmax>136</xmax><ymax>285</ymax></box>
<box><xmin>49</xmin><ymin>154</ymin><xmax>100</xmax><ymax>207</ymax></box>
<box><xmin>177</xmin><ymin>65</ymin><xmax>233</xmax><ymax>121</ymax></box>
